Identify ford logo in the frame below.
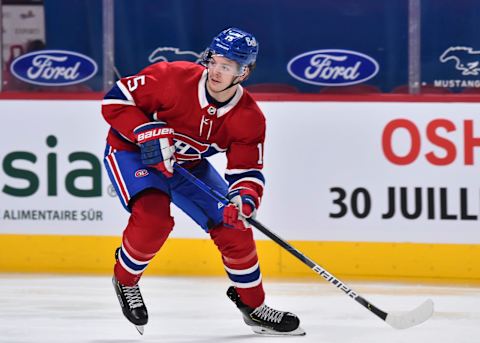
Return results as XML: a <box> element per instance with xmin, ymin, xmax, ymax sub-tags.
<box><xmin>287</xmin><ymin>49</ymin><xmax>379</xmax><ymax>86</ymax></box>
<box><xmin>10</xmin><ymin>49</ymin><xmax>98</xmax><ymax>86</ymax></box>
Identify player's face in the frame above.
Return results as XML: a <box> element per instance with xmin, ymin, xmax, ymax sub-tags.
<box><xmin>207</xmin><ymin>56</ymin><xmax>242</xmax><ymax>76</ymax></box>
<box><xmin>207</xmin><ymin>56</ymin><xmax>246</xmax><ymax>92</ymax></box>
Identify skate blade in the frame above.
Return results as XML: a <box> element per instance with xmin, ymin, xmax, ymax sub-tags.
<box><xmin>135</xmin><ymin>325</ymin><xmax>145</xmax><ymax>335</ymax></box>
<box><xmin>251</xmin><ymin>325</ymin><xmax>306</xmax><ymax>336</ymax></box>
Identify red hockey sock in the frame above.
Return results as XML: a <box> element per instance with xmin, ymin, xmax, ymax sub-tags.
<box><xmin>236</xmin><ymin>283</ymin><xmax>265</xmax><ymax>309</ymax></box>
<box><xmin>210</xmin><ymin>224</ymin><xmax>265</xmax><ymax>308</ymax></box>
<box><xmin>114</xmin><ymin>189</ymin><xmax>174</xmax><ymax>286</ymax></box>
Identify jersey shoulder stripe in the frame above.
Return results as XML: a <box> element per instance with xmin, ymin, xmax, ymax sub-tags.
<box><xmin>103</xmin><ymin>82</ymin><xmax>135</xmax><ymax>106</ymax></box>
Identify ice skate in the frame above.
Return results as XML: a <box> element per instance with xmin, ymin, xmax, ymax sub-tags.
<box><xmin>112</xmin><ymin>248</ymin><xmax>148</xmax><ymax>334</ymax></box>
<box><xmin>227</xmin><ymin>286</ymin><xmax>306</xmax><ymax>336</ymax></box>
<box><xmin>112</xmin><ymin>276</ymin><xmax>148</xmax><ymax>334</ymax></box>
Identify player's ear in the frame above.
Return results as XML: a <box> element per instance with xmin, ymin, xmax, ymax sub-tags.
<box><xmin>238</xmin><ymin>68</ymin><xmax>250</xmax><ymax>82</ymax></box>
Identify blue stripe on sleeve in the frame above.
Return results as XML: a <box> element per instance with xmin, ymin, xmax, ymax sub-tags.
<box><xmin>104</xmin><ymin>84</ymin><xmax>128</xmax><ymax>101</ymax></box>
<box><xmin>225</xmin><ymin>170</ymin><xmax>265</xmax><ymax>187</ymax></box>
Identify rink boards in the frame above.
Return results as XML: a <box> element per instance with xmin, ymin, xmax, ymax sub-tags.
<box><xmin>0</xmin><ymin>234</ymin><xmax>479</xmax><ymax>283</ymax></box>
<box><xmin>0</xmin><ymin>97</ymin><xmax>479</xmax><ymax>282</ymax></box>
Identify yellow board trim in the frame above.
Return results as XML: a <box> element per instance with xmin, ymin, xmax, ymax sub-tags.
<box><xmin>0</xmin><ymin>234</ymin><xmax>479</xmax><ymax>283</ymax></box>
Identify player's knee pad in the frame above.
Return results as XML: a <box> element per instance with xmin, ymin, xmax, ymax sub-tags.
<box><xmin>209</xmin><ymin>224</ymin><xmax>257</xmax><ymax>266</ymax></box>
<box><xmin>124</xmin><ymin>189</ymin><xmax>174</xmax><ymax>255</ymax></box>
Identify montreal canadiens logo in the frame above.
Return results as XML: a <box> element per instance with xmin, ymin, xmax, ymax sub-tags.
<box><xmin>287</xmin><ymin>49</ymin><xmax>379</xmax><ymax>86</ymax></box>
<box><xmin>10</xmin><ymin>49</ymin><xmax>98</xmax><ymax>86</ymax></box>
<box><xmin>135</xmin><ymin>169</ymin><xmax>149</xmax><ymax>178</ymax></box>
<box><xmin>174</xmin><ymin>133</ymin><xmax>220</xmax><ymax>161</ymax></box>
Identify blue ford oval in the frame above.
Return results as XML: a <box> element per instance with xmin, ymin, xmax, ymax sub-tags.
<box><xmin>287</xmin><ymin>49</ymin><xmax>379</xmax><ymax>86</ymax></box>
<box><xmin>10</xmin><ymin>50</ymin><xmax>98</xmax><ymax>86</ymax></box>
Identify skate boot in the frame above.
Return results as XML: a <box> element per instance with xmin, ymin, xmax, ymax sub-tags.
<box><xmin>227</xmin><ymin>286</ymin><xmax>306</xmax><ymax>336</ymax></box>
<box><xmin>112</xmin><ymin>248</ymin><xmax>148</xmax><ymax>335</ymax></box>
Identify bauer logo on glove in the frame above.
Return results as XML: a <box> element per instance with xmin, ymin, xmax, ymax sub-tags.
<box><xmin>136</xmin><ymin>127</ymin><xmax>174</xmax><ymax>143</ymax></box>
<box><xmin>133</xmin><ymin>122</ymin><xmax>176</xmax><ymax>178</ymax></box>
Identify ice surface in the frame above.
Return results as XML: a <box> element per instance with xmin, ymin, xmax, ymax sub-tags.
<box><xmin>0</xmin><ymin>275</ymin><xmax>478</xmax><ymax>343</ymax></box>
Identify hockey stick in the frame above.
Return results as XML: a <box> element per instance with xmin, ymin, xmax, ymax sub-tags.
<box><xmin>173</xmin><ymin>163</ymin><xmax>434</xmax><ymax>330</ymax></box>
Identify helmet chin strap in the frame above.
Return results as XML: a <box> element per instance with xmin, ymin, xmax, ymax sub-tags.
<box><xmin>220</xmin><ymin>76</ymin><xmax>242</xmax><ymax>92</ymax></box>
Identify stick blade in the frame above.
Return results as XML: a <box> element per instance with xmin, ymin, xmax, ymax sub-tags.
<box><xmin>385</xmin><ymin>299</ymin><xmax>434</xmax><ymax>330</ymax></box>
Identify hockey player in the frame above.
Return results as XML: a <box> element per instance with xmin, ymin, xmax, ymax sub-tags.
<box><xmin>102</xmin><ymin>27</ymin><xmax>305</xmax><ymax>336</ymax></box>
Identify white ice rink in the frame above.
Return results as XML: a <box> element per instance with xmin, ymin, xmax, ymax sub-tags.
<box><xmin>0</xmin><ymin>274</ymin><xmax>478</xmax><ymax>343</ymax></box>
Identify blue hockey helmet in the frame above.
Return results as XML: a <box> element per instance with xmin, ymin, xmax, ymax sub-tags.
<box><xmin>203</xmin><ymin>27</ymin><xmax>259</xmax><ymax>69</ymax></box>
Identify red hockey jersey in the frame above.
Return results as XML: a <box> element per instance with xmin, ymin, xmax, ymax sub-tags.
<box><xmin>101</xmin><ymin>61</ymin><xmax>265</xmax><ymax>197</ymax></box>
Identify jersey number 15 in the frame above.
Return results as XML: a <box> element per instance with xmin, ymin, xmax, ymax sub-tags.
<box><xmin>127</xmin><ymin>75</ymin><xmax>146</xmax><ymax>92</ymax></box>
